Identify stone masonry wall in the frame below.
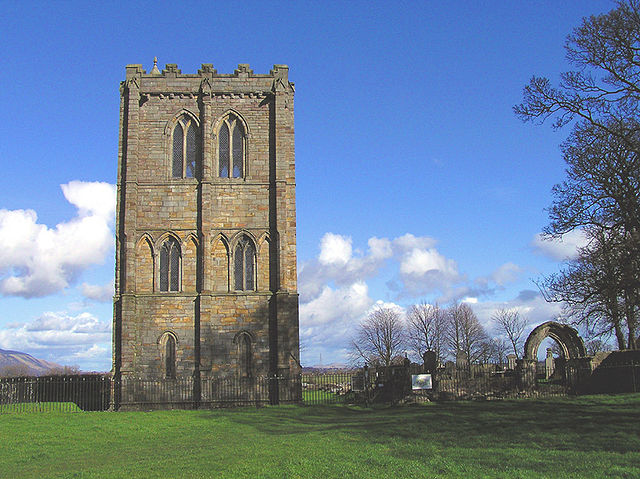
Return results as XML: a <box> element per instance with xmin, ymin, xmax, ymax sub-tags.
<box><xmin>113</xmin><ymin>62</ymin><xmax>299</xmax><ymax>396</ymax></box>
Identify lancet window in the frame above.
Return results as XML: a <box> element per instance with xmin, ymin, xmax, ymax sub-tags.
<box><xmin>234</xmin><ymin>235</ymin><xmax>255</xmax><ymax>291</ymax></box>
<box><xmin>163</xmin><ymin>333</ymin><xmax>177</xmax><ymax>379</ymax></box>
<box><xmin>218</xmin><ymin>114</ymin><xmax>245</xmax><ymax>178</ymax></box>
<box><xmin>172</xmin><ymin>115</ymin><xmax>199</xmax><ymax>178</ymax></box>
<box><xmin>160</xmin><ymin>237</ymin><xmax>181</xmax><ymax>292</ymax></box>
<box><xmin>238</xmin><ymin>332</ymin><xmax>252</xmax><ymax>377</ymax></box>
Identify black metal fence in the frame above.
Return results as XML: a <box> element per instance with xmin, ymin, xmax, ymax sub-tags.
<box><xmin>1</xmin><ymin>362</ymin><xmax>638</xmax><ymax>412</ymax></box>
<box><xmin>301</xmin><ymin>362</ymin><xmax>640</xmax><ymax>404</ymax></box>
<box><xmin>301</xmin><ymin>372</ymin><xmax>360</xmax><ymax>404</ymax></box>
<box><xmin>435</xmin><ymin>364</ymin><xmax>567</xmax><ymax>400</ymax></box>
<box><xmin>118</xmin><ymin>375</ymin><xmax>301</xmax><ymax>410</ymax></box>
<box><xmin>0</xmin><ymin>375</ymin><xmax>110</xmax><ymax>412</ymax></box>
<box><xmin>0</xmin><ymin>374</ymin><xmax>302</xmax><ymax>413</ymax></box>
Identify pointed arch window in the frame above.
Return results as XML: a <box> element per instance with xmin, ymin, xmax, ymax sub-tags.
<box><xmin>160</xmin><ymin>237</ymin><xmax>181</xmax><ymax>292</ymax></box>
<box><xmin>238</xmin><ymin>333</ymin><xmax>252</xmax><ymax>377</ymax></box>
<box><xmin>218</xmin><ymin>114</ymin><xmax>245</xmax><ymax>178</ymax></box>
<box><xmin>172</xmin><ymin>115</ymin><xmax>200</xmax><ymax>178</ymax></box>
<box><xmin>234</xmin><ymin>235</ymin><xmax>255</xmax><ymax>291</ymax></box>
<box><xmin>163</xmin><ymin>333</ymin><xmax>177</xmax><ymax>379</ymax></box>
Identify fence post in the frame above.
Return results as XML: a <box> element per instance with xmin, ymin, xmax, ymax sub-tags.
<box><xmin>269</xmin><ymin>375</ymin><xmax>279</xmax><ymax>405</ymax></box>
<box><xmin>193</xmin><ymin>370</ymin><xmax>201</xmax><ymax>410</ymax></box>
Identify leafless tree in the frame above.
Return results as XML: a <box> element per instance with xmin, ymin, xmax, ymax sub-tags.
<box><xmin>584</xmin><ymin>337</ymin><xmax>614</xmax><ymax>356</ymax></box>
<box><xmin>350</xmin><ymin>307</ymin><xmax>406</xmax><ymax>367</ymax></box>
<box><xmin>446</xmin><ymin>303</ymin><xmax>489</xmax><ymax>366</ymax></box>
<box><xmin>48</xmin><ymin>365</ymin><xmax>81</xmax><ymax>375</ymax></box>
<box><xmin>516</xmin><ymin>1</ymin><xmax>640</xmax><ymax>350</ymax></box>
<box><xmin>492</xmin><ymin>308</ymin><xmax>528</xmax><ymax>358</ymax></box>
<box><xmin>0</xmin><ymin>364</ymin><xmax>32</xmax><ymax>377</ymax></box>
<box><xmin>488</xmin><ymin>337</ymin><xmax>510</xmax><ymax>365</ymax></box>
<box><xmin>538</xmin><ymin>227</ymin><xmax>638</xmax><ymax>349</ymax></box>
<box><xmin>407</xmin><ymin>302</ymin><xmax>448</xmax><ymax>365</ymax></box>
<box><xmin>476</xmin><ymin>339</ymin><xmax>494</xmax><ymax>364</ymax></box>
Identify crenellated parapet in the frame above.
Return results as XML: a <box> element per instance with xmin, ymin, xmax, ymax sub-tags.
<box><xmin>122</xmin><ymin>60</ymin><xmax>294</xmax><ymax>99</ymax></box>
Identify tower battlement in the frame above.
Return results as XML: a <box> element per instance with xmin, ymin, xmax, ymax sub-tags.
<box><xmin>123</xmin><ymin>61</ymin><xmax>293</xmax><ymax>96</ymax></box>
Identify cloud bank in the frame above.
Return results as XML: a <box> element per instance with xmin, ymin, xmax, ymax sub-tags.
<box><xmin>297</xmin><ymin>232</ymin><xmax>528</xmax><ymax>365</ymax></box>
<box><xmin>0</xmin><ymin>310</ymin><xmax>112</xmax><ymax>370</ymax></box>
<box><xmin>531</xmin><ymin>229</ymin><xmax>588</xmax><ymax>261</ymax></box>
<box><xmin>0</xmin><ymin>181</ymin><xmax>116</xmax><ymax>298</ymax></box>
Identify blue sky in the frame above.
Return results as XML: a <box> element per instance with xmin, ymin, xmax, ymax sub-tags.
<box><xmin>0</xmin><ymin>0</ymin><xmax>613</xmax><ymax>370</ymax></box>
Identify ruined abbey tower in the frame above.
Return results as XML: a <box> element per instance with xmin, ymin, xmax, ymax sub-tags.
<box><xmin>112</xmin><ymin>60</ymin><xmax>299</xmax><ymax>407</ymax></box>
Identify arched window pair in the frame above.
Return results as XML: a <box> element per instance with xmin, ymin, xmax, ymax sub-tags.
<box><xmin>160</xmin><ymin>237</ymin><xmax>180</xmax><ymax>292</ymax></box>
<box><xmin>170</xmin><ymin>112</ymin><xmax>246</xmax><ymax>179</ymax></box>
<box><xmin>155</xmin><ymin>235</ymin><xmax>256</xmax><ymax>293</ymax></box>
<box><xmin>234</xmin><ymin>235</ymin><xmax>255</xmax><ymax>291</ymax></box>
<box><xmin>172</xmin><ymin>115</ymin><xmax>199</xmax><ymax>178</ymax></box>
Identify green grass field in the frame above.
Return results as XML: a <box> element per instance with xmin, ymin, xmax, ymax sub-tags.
<box><xmin>1</xmin><ymin>394</ymin><xmax>639</xmax><ymax>478</ymax></box>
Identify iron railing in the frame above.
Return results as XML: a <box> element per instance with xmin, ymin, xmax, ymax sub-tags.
<box><xmin>1</xmin><ymin>362</ymin><xmax>638</xmax><ymax>412</ymax></box>
<box><xmin>0</xmin><ymin>375</ymin><xmax>110</xmax><ymax>412</ymax></box>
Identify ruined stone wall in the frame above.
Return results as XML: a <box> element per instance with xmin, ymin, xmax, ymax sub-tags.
<box><xmin>113</xmin><ymin>62</ymin><xmax>299</xmax><ymax>388</ymax></box>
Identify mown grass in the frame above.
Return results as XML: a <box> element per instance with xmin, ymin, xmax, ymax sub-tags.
<box><xmin>302</xmin><ymin>389</ymin><xmax>343</xmax><ymax>403</ymax></box>
<box><xmin>1</xmin><ymin>394</ymin><xmax>639</xmax><ymax>478</ymax></box>
<box><xmin>0</xmin><ymin>402</ymin><xmax>82</xmax><ymax>413</ymax></box>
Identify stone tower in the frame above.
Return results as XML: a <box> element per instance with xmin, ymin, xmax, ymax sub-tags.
<box><xmin>112</xmin><ymin>60</ymin><xmax>299</xmax><ymax>407</ymax></box>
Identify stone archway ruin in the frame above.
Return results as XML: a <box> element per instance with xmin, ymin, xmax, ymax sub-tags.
<box><xmin>523</xmin><ymin>321</ymin><xmax>586</xmax><ymax>361</ymax></box>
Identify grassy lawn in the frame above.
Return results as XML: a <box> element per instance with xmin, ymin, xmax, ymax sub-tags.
<box><xmin>1</xmin><ymin>394</ymin><xmax>639</xmax><ymax>479</ymax></box>
<box><xmin>302</xmin><ymin>390</ymin><xmax>344</xmax><ymax>403</ymax></box>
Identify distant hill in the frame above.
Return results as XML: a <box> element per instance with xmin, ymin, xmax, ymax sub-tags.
<box><xmin>0</xmin><ymin>348</ymin><xmax>62</xmax><ymax>376</ymax></box>
<box><xmin>302</xmin><ymin>363</ymin><xmax>354</xmax><ymax>373</ymax></box>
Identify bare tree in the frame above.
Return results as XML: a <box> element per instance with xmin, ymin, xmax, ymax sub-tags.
<box><xmin>489</xmin><ymin>337</ymin><xmax>510</xmax><ymax>365</ymax></box>
<box><xmin>516</xmin><ymin>1</ymin><xmax>640</xmax><ymax>350</ymax></box>
<box><xmin>0</xmin><ymin>364</ymin><xmax>32</xmax><ymax>377</ymax></box>
<box><xmin>537</xmin><ymin>227</ymin><xmax>637</xmax><ymax>349</ymax></box>
<box><xmin>585</xmin><ymin>337</ymin><xmax>613</xmax><ymax>356</ymax></box>
<box><xmin>407</xmin><ymin>302</ymin><xmax>448</xmax><ymax>365</ymax></box>
<box><xmin>48</xmin><ymin>365</ymin><xmax>81</xmax><ymax>375</ymax></box>
<box><xmin>492</xmin><ymin>308</ymin><xmax>528</xmax><ymax>358</ymax></box>
<box><xmin>446</xmin><ymin>303</ymin><xmax>489</xmax><ymax>366</ymax></box>
<box><xmin>350</xmin><ymin>307</ymin><xmax>406</xmax><ymax>367</ymax></box>
<box><xmin>476</xmin><ymin>338</ymin><xmax>495</xmax><ymax>364</ymax></box>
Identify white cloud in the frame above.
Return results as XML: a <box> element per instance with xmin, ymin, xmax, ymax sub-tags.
<box><xmin>81</xmin><ymin>281</ymin><xmax>114</xmax><ymax>302</ymax></box>
<box><xmin>490</xmin><ymin>262</ymin><xmax>522</xmax><ymax>286</ymax></box>
<box><xmin>297</xmin><ymin>231</ymin><xmax>533</xmax><ymax>365</ymax></box>
<box><xmin>532</xmin><ymin>229</ymin><xmax>589</xmax><ymax>261</ymax></box>
<box><xmin>367</xmin><ymin>300</ymin><xmax>406</xmax><ymax>318</ymax></box>
<box><xmin>299</xmin><ymin>281</ymin><xmax>374</xmax><ymax>365</ymax></box>
<box><xmin>399</xmin><ymin>247</ymin><xmax>458</xmax><ymax>277</ymax></box>
<box><xmin>298</xmin><ymin>233</ymin><xmax>392</xmax><ymax>302</ymax></box>
<box><xmin>368</xmin><ymin>237</ymin><xmax>393</xmax><ymax>260</ymax></box>
<box><xmin>469</xmin><ymin>292</ymin><xmax>563</xmax><ymax>332</ymax></box>
<box><xmin>392</xmin><ymin>234</ymin><xmax>461</xmax><ymax>296</ymax></box>
<box><xmin>61</xmin><ymin>181</ymin><xmax>116</xmax><ymax>222</ymax></box>
<box><xmin>0</xmin><ymin>311</ymin><xmax>111</xmax><ymax>367</ymax></box>
<box><xmin>318</xmin><ymin>233</ymin><xmax>353</xmax><ymax>265</ymax></box>
<box><xmin>393</xmin><ymin>233</ymin><xmax>437</xmax><ymax>251</ymax></box>
<box><xmin>300</xmin><ymin>281</ymin><xmax>372</xmax><ymax>328</ymax></box>
<box><xmin>72</xmin><ymin>344</ymin><xmax>108</xmax><ymax>360</ymax></box>
<box><xmin>0</xmin><ymin>181</ymin><xmax>116</xmax><ymax>298</ymax></box>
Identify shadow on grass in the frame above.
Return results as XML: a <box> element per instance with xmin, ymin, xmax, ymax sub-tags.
<box><xmin>203</xmin><ymin>394</ymin><xmax>640</xmax><ymax>455</ymax></box>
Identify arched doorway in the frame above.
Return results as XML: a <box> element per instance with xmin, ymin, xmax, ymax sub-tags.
<box><xmin>519</xmin><ymin>322</ymin><xmax>587</xmax><ymax>390</ymax></box>
<box><xmin>523</xmin><ymin>321</ymin><xmax>586</xmax><ymax>361</ymax></box>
